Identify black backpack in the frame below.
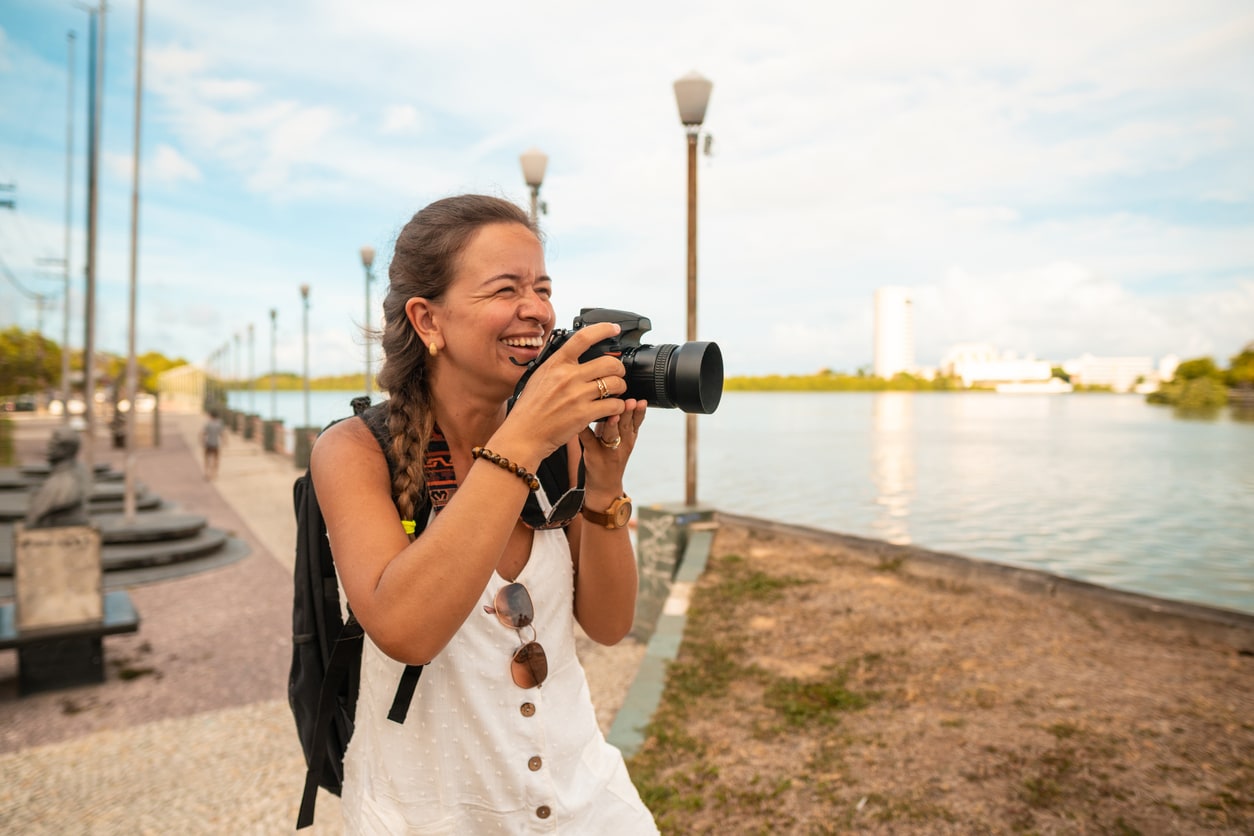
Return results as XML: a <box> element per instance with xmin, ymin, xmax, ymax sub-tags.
<box><xmin>288</xmin><ymin>398</ymin><xmax>571</xmax><ymax>829</ymax></box>
<box><xmin>289</xmin><ymin>398</ymin><xmax>427</xmax><ymax>829</ymax></box>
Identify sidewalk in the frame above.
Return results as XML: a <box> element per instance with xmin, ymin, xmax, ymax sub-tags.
<box><xmin>0</xmin><ymin>410</ymin><xmax>645</xmax><ymax>834</ymax></box>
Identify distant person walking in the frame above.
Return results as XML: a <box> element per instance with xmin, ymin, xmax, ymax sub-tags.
<box><xmin>202</xmin><ymin>409</ymin><xmax>225</xmax><ymax>480</ymax></box>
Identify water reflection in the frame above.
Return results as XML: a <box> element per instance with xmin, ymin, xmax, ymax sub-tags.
<box><xmin>1229</xmin><ymin>406</ymin><xmax>1254</xmax><ymax>423</ymax></box>
<box><xmin>1172</xmin><ymin>406</ymin><xmax>1223</xmax><ymax>422</ymax></box>
<box><xmin>870</xmin><ymin>392</ymin><xmax>914</xmax><ymax>544</ymax></box>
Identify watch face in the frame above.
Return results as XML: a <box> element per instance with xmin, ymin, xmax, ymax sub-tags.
<box><xmin>613</xmin><ymin>500</ymin><xmax>633</xmax><ymax>527</ymax></box>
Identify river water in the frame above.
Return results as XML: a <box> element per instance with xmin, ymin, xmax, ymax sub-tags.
<box><xmin>230</xmin><ymin>389</ymin><xmax>1254</xmax><ymax>614</ymax></box>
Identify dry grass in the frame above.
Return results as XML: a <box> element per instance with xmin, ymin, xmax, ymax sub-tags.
<box><xmin>626</xmin><ymin>522</ymin><xmax>1254</xmax><ymax>835</ymax></box>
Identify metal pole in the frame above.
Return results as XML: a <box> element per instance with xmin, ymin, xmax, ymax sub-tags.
<box><xmin>248</xmin><ymin>322</ymin><xmax>255</xmax><ymax>413</ymax></box>
<box><xmin>529</xmin><ymin>186</ymin><xmax>539</xmax><ymax>226</ymax></box>
<box><xmin>61</xmin><ymin>30</ymin><xmax>75</xmax><ymax>421</ymax></box>
<box><xmin>684</xmin><ymin>130</ymin><xmax>698</xmax><ymax>506</ymax></box>
<box><xmin>122</xmin><ymin>0</ymin><xmax>144</xmax><ymax>523</ymax></box>
<box><xmin>83</xmin><ymin>1</ymin><xmax>105</xmax><ymax>478</ymax></box>
<box><xmin>301</xmin><ymin>285</ymin><xmax>310</xmax><ymax>428</ymax></box>
<box><xmin>269</xmin><ymin>308</ymin><xmax>277</xmax><ymax>419</ymax></box>
<box><xmin>364</xmin><ymin>267</ymin><xmax>372</xmax><ymax>398</ymax></box>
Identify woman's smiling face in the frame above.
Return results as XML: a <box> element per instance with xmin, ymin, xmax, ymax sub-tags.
<box><xmin>432</xmin><ymin>221</ymin><xmax>555</xmax><ymax>393</ymax></box>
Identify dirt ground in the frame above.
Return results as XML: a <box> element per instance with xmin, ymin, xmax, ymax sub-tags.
<box><xmin>627</xmin><ymin>521</ymin><xmax>1253</xmax><ymax>835</ymax></box>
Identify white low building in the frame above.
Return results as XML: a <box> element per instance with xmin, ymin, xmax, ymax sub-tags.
<box><xmin>940</xmin><ymin>344</ymin><xmax>1054</xmax><ymax>388</ymax></box>
<box><xmin>1062</xmin><ymin>354</ymin><xmax>1156</xmax><ymax>393</ymax></box>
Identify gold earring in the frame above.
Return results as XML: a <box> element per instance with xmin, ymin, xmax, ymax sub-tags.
<box><xmin>428</xmin><ymin>342</ymin><xmax>439</xmax><ymax>357</ymax></box>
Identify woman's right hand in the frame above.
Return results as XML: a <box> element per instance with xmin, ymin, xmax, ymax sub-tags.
<box><xmin>499</xmin><ymin>321</ymin><xmax>631</xmax><ymax>459</ymax></box>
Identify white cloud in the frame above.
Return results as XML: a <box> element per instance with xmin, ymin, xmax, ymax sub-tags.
<box><xmin>197</xmin><ymin>78</ymin><xmax>261</xmax><ymax>101</ymax></box>
<box><xmin>380</xmin><ymin>104</ymin><xmax>421</xmax><ymax>136</ymax></box>
<box><xmin>152</xmin><ymin>144</ymin><xmax>202</xmax><ymax>183</ymax></box>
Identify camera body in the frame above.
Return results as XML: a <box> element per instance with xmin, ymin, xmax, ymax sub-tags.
<box><xmin>515</xmin><ymin>308</ymin><xmax>723</xmax><ymax>414</ymax></box>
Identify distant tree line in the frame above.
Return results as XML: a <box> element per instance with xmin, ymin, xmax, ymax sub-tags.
<box><xmin>1146</xmin><ymin>344</ymin><xmax>1254</xmax><ymax>409</ymax></box>
<box><xmin>0</xmin><ymin>326</ymin><xmax>189</xmax><ymax>397</ymax></box>
<box><xmin>225</xmin><ymin>372</ymin><xmax>370</xmax><ymax>392</ymax></box>
<box><xmin>725</xmin><ymin>370</ymin><xmax>965</xmax><ymax>392</ymax></box>
<box><xmin>0</xmin><ymin>326</ymin><xmax>374</xmax><ymax>399</ymax></box>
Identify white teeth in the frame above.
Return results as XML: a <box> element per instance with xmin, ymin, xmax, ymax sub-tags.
<box><xmin>503</xmin><ymin>337</ymin><xmax>543</xmax><ymax>348</ymax></box>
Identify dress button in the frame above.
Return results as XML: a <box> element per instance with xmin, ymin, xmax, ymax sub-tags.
<box><xmin>528</xmin><ymin>756</ymin><xmax>542</xmax><ymax>771</ymax></box>
<box><xmin>536</xmin><ymin>805</ymin><xmax>551</xmax><ymax>819</ymax></box>
<box><xmin>520</xmin><ymin>702</ymin><xmax>536</xmax><ymax>717</ymax></box>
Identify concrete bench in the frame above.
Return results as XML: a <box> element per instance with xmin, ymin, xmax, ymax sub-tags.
<box><xmin>0</xmin><ymin>590</ymin><xmax>140</xmax><ymax>694</ymax></box>
<box><xmin>4</xmin><ymin>524</ymin><xmax>141</xmax><ymax>695</ymax></box>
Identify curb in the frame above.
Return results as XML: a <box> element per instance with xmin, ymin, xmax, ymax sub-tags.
<box><xmin>608</xmin><ymin>524</ymin><xmax>716</xmax><ymax>756</ymax></box>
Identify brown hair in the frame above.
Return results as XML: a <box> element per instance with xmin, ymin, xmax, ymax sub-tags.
<box><xmin>374</xmin><ymin>194</ymin><xmax>538</xmax><ymax>520</ymax></box>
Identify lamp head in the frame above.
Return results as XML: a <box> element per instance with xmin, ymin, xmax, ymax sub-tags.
<box><xmin>520</xmin><ymin>147</ymin><xmax>549</xmax><ymax>188</ymax></box>
<box><xmin>673</xmin><ymin>71</ymin><xmax>713</xmax><ymax>129</ymax></box>
<box><xmin>360</xmin><ymin>245</ymin><xmax>375</xmax><ymax>269</ymax></box>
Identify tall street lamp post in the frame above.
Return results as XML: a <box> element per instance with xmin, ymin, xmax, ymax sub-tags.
<box><xmin>60</xmin><ymin>30</ymin><xmax>75</xmax><ymax>422</ymax></box>
<box><xmin>269</xmin><ymin>307</ymin><xmax>277</xmax><ymax>420</ymax></box>
<box><xmin>300</xmin><ymin>284</ymin><xmax>311</xmax><ymax>430</ymax></box>
<box><xmin>519</xmin><ymin>147</ymin><xmax>548</xmax><ymax>226</ymax></box>
<box><xmin>247</xmin><ymin>322</ymin><xmax>255</xmax><ymax>414</ymax></box>
<box><xmin>122</xmin><ymin>0</ymin><xmax>146</xmax><ymax>524</ymax></box>
<box><xmin>673</xmin><ymin>71</ymin><xmax>713</xmax><ymax>507</ymax></box>
<box><xmin>81</xmin><ymin>0</ymin><xmax>105</xmax><ymax>478</ymax></box>
<box><xmin>360</xmin><ymin>245</ymin><xmax>375</xmax><ymax>398</ymax></box>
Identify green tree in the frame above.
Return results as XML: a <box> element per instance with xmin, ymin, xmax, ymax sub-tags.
<box><xmin>0</xmin><ymin>327</ymin><xmax>61</xmax><ymax>395</ymax></box>
<box><xmin>1227</xmin><ymin>342</ymin><xmax>1254</xmax><ymax>387</ymax></box>
<box><xmin>1175</xmin><ymin>377</ymin><xmax>1229</xmax><ymax>409</ymax></box>
<box><xmin>1174</xmin><ymin>356</ymin><xmax>1222</xmax><ymax>381</ymax></box>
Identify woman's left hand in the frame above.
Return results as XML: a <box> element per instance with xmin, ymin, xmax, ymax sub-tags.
<box><xmin>578</xmin><ymin>397</ymin><xmax>647</xmax><ymax>491</ymax></box>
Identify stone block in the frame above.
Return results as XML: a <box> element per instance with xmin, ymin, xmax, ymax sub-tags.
<box><xmin>13</xmin><ymin>524</ymin><xmax>102</xmax><ymax>631</ymax></box>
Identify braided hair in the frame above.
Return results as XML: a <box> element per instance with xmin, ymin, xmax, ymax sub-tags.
<box><xmin>373</xmin><ymin>194</ymin><xmax>539</xmax><ymax>521</ymax></box>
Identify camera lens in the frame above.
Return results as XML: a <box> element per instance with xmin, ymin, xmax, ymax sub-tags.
<box><xmin>624</xmin><ymin>341</ymin><xmax>723</xmax><ymax>414</ymax></box>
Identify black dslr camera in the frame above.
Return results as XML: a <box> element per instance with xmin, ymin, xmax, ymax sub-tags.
<box><xmin>511</xmin><ymin>308</ymin><xmax>723</xmax><ymax>414</ymax></box>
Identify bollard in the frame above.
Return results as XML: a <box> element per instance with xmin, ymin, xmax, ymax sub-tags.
<box><xmin>293</xmin><ymin>426</ymin><xmax>318</xmax><ymax>470</ymax></box>
<box><xmin>632</xmin><ymin>503</ymin><xmax>717</xmax><ymax>641</ymax></box>
<box><xmin>263</xmin><ymin>419</ymin><xmax>283</xmax><ymax>453</ymax></box>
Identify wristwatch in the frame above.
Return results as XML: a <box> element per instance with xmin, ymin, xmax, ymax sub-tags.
<box><xmin>581</xmin><ymin>495</ymin><xmax>633</xmax><ymax>529</ymax></box>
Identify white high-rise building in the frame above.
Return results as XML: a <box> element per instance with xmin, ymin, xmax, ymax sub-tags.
<box><xmin>873</xmin><ymin>287</ymin><xmax>914</xmax><ymax>379</ymax></box>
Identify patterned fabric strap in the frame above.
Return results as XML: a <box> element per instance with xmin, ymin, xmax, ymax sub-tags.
<box><xmin>425</xmin><ymin>425</ymin><xmax>459</xmax><ymax>511</ymax></box>
<box><xmin>421</xmin><ymin>424</ymin><xmax>582</xmax><ymax>530</ymax></box>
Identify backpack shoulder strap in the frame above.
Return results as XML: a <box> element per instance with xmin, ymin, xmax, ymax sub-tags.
<box><xmin>355</xmin><ymin>399</ymin><xmax>429</xmax><ymax>724</ymax></box>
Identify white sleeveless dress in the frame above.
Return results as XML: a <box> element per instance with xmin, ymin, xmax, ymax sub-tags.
<box><xmin>340</xmin><ymin>501</ymin><xmax>659</xmax><ymax>835</ymax></box>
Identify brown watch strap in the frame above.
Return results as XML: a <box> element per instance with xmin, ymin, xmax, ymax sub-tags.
<box><xmin>581</xmin><ymin>495</ymin><xmax>631</xmax><ymax>529</ymax></box>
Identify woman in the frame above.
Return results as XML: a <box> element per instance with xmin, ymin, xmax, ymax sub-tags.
<box><xmin>311</xmin><ymin>195</ymin><xmax>659</xmax><ymax>833</ymax></box>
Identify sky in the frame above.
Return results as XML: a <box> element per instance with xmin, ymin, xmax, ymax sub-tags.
<box><xmin>1</xmin><ymin>0</ymin><xmax>1252</xmax><ymax>380</ymax></box>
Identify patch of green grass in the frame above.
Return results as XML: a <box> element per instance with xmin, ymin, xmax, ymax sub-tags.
<box><xmin>863</xmin><ymin>792</ymin><xmax>960</xmax><ymax>824</ymax></box>
<box><xmin>764</xmin><ymin>667</ymin><xmax>872</xmax><ymax>727</ymax></box>
<box><xmin>1047</xmin><ymin>721</ymin><xmax>1083</xmax><ymax>739</ymax></box>
<box><xmin>659</xmin><ymin>636</ymin><xmax>756</xmax><ymax>703</ymax></box>
<box><xmin>875</xmin><ymin>555</ymin><xmax>906</xmax><ymax>572</ymax></box>
<box><xmin>698</xmin><ymin>555</ymin><xmax>813</xmax><ymax>607</ymax></box>
<box><xmin>115</xmin><ymin>665</ymin><xmax>158</xmax><ymax>681</ymax></box>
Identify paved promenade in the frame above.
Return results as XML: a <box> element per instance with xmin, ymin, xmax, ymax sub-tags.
<box><xmin>0</xmin><ymin>410</ymin><xmax>645</xmax><ymax>834</ymax></box>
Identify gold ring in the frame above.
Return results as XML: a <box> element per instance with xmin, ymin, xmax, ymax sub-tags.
<box><xmin>597</xmin><ymin>435</ymin><xmax>622</xmax><ymax>450</ymax></box>
<box><xmin>595</xmin><ymin>378</ymin><xmax>610</xmax><ymax>399</ymax></box>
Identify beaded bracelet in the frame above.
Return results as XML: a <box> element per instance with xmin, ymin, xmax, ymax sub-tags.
<box><xmin>471</xmin><ymin>446</ymin><xmax>541</xmax><ymax>491</ymax></box>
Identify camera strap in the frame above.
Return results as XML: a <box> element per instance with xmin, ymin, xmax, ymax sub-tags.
<box><xmin>507</xmin><ymin>329</ymin><xmax>570</xmax><ymax>412</ymax></box>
